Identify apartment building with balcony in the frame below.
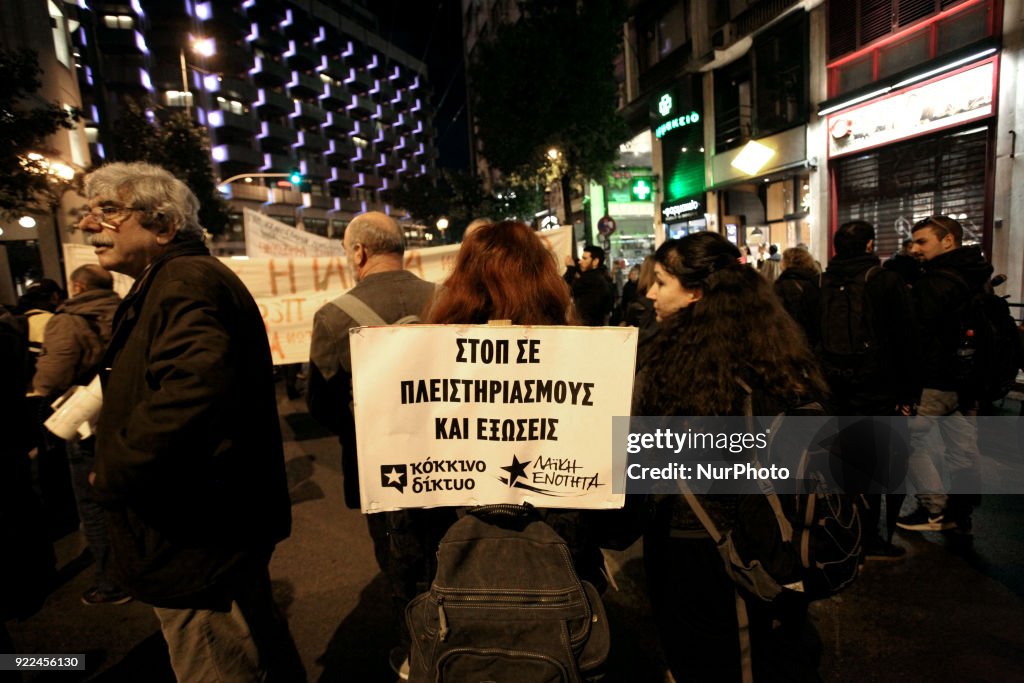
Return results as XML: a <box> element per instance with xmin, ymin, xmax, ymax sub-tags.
<box><xmin>64</xmin><ymin>0</ymin><xmax>439</xmax><ymax>251</ymax></box>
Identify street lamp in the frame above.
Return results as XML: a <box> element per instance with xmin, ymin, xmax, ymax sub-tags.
<box><xmin>180</xmin><ymin>35</ymin><xmax>215</xmax><ymax>120</ymax></box>
<box><xmin>436</xmin><ymin>217</ymin><xmax>449</xmax><ymax>243</ymax></box>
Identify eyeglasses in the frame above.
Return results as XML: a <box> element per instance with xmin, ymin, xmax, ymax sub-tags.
<box><xmin>77</xmin><ymin>204</ymin><xmax>142</xmax><ymax>231</ymax></box>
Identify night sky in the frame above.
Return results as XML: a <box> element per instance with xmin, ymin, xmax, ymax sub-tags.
<box><xmin>374</xmin><ymin>0</ymin><xmax>469</xmax><ymax>171</ymax></box>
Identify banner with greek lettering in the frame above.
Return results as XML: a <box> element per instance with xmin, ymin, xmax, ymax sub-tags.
<box><xmin>350</xmin><ymin>325</ymin><xmax>637</xmax><ymax>512</ymax></box>
<box><xmin>243</xmin><ymin>208</ymin><xmax>346</xmax><ymax>258</ymax></box>
<box><xmin>63</xmin><ymin>225</ymin><xmax>573</xmax><ymax>365</ymax></box>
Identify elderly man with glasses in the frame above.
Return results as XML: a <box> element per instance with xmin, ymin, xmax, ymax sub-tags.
<box><xmin>77</xmin><ymin>162</ymin><xmax>305</xmax><ymax>682</ymax></box>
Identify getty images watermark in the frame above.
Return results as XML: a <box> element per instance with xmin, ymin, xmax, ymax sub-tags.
<box><xmin>611</xmin><ymin>415</ymin><xmax>1024</xmax><ymax>496</ymax></box>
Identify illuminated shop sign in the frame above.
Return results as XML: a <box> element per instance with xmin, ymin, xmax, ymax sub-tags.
<box><xmin>655</xmin><ymin>111</ymin><xmax>700</xmax><ymax>139</ymax></box>
<box><xmin>827</xmin><ymin>59</ymin><xmax>996</xmax><ymax>158</ymax></box>
<box><xmin>661</xmin><ymin>198</ymin><xmax>704</xmax><ymax>222</ymax></box>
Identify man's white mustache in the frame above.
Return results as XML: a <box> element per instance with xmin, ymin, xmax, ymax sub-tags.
<box><xmin>88</xmin><ymin>235</ymin><xmax>115</xmax><ymax>248</ymax></box>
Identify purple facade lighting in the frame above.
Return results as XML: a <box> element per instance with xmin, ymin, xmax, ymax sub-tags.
<box><xmin>293</xmin><ymin>131</ymin><xmax>305</xmax><ymax>149</ymax></box>
<box><xmin>390</xmin><ymin>91</ymin><xmax>402</xmax><ymax>104</ymax></box>
<box><xmin>85</xmin><ymin>66</ymin><xmax>94</xmax><ymax>86</ymax></box>
<box><xmin>369</xmin><ymin>79</ymin><xmax>380</xmax><ymax>95</ymax></box>
<box><xmin>344</xmin><ymin>68</ymin><xmax>356</xmax><ymax>84</ymax></box>
<box><xmin>333</xmin><ymin>197</ymin><xmax>341</xmax><ymax>211</ymax></box>
<box><xmin>371</xmin><ymin>105</ymin><xmax>382</xmax><ymax>120</ymax></box>
<box><xmin>415</xmin><ymin>143</ymin><xmax>424</xmax><ymax>156</ymax></box>
<box><xmin>349</xmin><ymin>121</ymin><xmax>361</xmax><ymax>137</ymax></box>
<box><xmin>254</xmin><ymin>88</ymin><xmax>267</xmax><ymax>107</ymax></box>
<box><xmin>287</xmin><ymin>71</ymin><xmax>300</xmax><ymax>89</ymax></box>
<box><xmin>185</xmin><ymin>1</ymin><xmax>193</xmax><ymax>17</ymax></box>
<box><xmin>361</xmin><ymin>200</ymin><xmax>367</xmax><ymax>212</ymax></box>
<box><xmin>281</xmin><ymin>9</ymin><xmax>293</xmax><ymax>27</ymax></box>
<box><xmin>246</xmin><ymin>23</ymin><xmax>259</xmax><ymax>42</ymax></box>
<box><xmin>197</xmin><ymin>108</ymin><xmax>206</xmax><ymax>125</ymax></box>
<box><xmin>261</xmin><ymin>153</ymin><xmax>274</xmax><ymax>171</ymax></box>
<box><xmin>258</xmin><ymin>121</ymin><xmax>269</xmax><ymax>140</ymax></box>
<box><xmin>212</xmin><ymin>145</ymin><xmax>228</xmax><ymax>162</ymax></box>
<box><xmin>79</xmin><ymin>28</ymin><xmax>87</xmax><ymax>46</ymax></box>
<box><xmin>135</xmin><ymin>31</ymin><xmax>149</xmax><ymax>54</ymax></box>
<box><xmin>242</xmin><ymin>0</ymin><xmax>255</xmax><ymax>8</ymax></box>
<box><xmin>290</xmin><ymin>100</ymin><xmax>302</xmax><ymax>119</ymax></box>
<box><xmin>96</xmin><ymin>143</ymin><xmax>105</xmax><ymax>158</ymax></box>
<box><xmin>413</xmin><ymin>121</ymin><xmax>423</xmax><ymax>135</ymax></box>
<box><xmin>410</xmin><ymin>76</ymin><xmax>420</xmax><ymax>90</ymax></box>
<box><xmin>140</xmin><ymin>69</ymin><xmax>154</xmax><ymax>92</ymax></box>
<box><xmin>130</xmin><ymin>0</ymin><xmax>144</xmax><ymax>15</ymax></box>
<box><xmin>285</xmin><ymin>40</ymin><xmax>297</xmax><ymax>59</ymax></box>
<box><xmin>78</xmin><ymin>0</ymin><xmax>89</xmax><ymax>8</ymax></box>
<box><xmin>314</xmin><ymin>26</ymin><xmax>326</xmax><ymax>44</ymax></box>
<box><xmin>420</xmin><ymin>164</ymin><xmax>426</xmax><ymax>175</ymax></box>
<box><xmin>195</xmin><ymin>2</ymin><xmax>211</xmax><ymax>20</ymax></box>
<box><xmin>342</xmin><ymin>41</ymin><xmax>354</xmax><ymax>58</ymax></box>
<box><xmin>249</xmin><ymin>56</ymin><xmax>263</xmax><ymax>77</ymax></box>
<box><xmin>351</xmin><ymin>147</ymin><xmax>364</xmax><ymax>163</ymax></box>
<box><xmin>299</xmin><ymin>159</ymin><xmax>310</xmax><ymax>175</ymax></box>
<box><xmin>411</xmin><ymin>98</ymin><xmax>421</xmax><ymax>113</ymax></box>
<box><xmin>317</xmin><ymin>55</ymin><xmax>328</xmax><ymax>72</ymax></box>
<box><xmin>395</xmin><ymin>113</ymin><xmax>405</xmax><ymax>127</ymax></box>
<box><xmin>367</xmin><ymin>54</ymin><xmax>378</xmax><ymax>70</ymax></box>
<box><xmin>389</xmin><ymin>66</ymin><xmax>400</xmax><ymax>81</ymax></box>
<box><xmin>204</xmin><ymin>74</ymin><xmax>220</xmax><ymax>92</ymax></box>
<box><xmin>345</xmin><ymin>95</ymin><xmax>358</xmax><ymax>111</ymax></box>
<box><xmin>208</xmin><ymin>110</ymin><xmax>224</xmax><ymax>127</ymax></box>
<box><xmin>90</xmin><ymin>104</ymin><xmax>99</xmax><ymax>121</ymax></box>
<box><xmin>375</xmin><ymin>153</ymin><xmax>386</xmax><ymax>168</ymax></box>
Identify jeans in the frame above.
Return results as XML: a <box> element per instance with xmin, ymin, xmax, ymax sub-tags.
<box><xmin>66</xmin><ymin>438</ymin><xmax>119</xmax><ymax>594</ymax></box>
<box><xmin>153</xmin><ymin>559</ymin><xmax>305</xmax><ymax>683</ymax></box>
<box><xmin>907</xmin><ymin>389</ymin><xmax>982</xmax><ymax>515</ymax></box>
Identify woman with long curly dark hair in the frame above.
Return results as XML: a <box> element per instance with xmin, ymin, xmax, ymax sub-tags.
<box><xmin>634</xmin><ymin>231</ymin><xmax>827</xmax><ymax>682</ymax></box>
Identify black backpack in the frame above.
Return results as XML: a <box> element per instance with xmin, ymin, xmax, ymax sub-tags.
<box><xmin>680</xmin><ymin>390</ymin><xmax>861</xmax><ymax>604</ymax></box>
<box><xmin>680</xmin><ymin>389</ymin><xmax>861</xmax><ymax>682</ymax></box>
<box><xmin>935</xmin><ymin>269</ymin><xmax>1022</xmax><ymax>403</ymax></box>
<box><xmin>405</xmin><ymin>504</ymin><xmax>610</xmax><ymax>682</ymax></box>
<box><xmin>816</xmin><ymin>266</ymin><xmax>882</xmax><ymax>382</ymax></box>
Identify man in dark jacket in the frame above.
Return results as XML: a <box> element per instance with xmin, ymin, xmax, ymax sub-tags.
<box><xmin>32</xmin><ymin>264</ymin><xmax>127</xmax><ymax>605</ymax></box>
<box><xmin>897</xmin><ymin>215</ymin><xmax>991</xmax><ymax>535</ymax></box>
<box><xmin>76</xmin><ymin>162</ymin><xmax>304</xmax><ymax>682</ymax></box>
<box><xmin>564</xmin><ymin>245</ymin><xmax>615</xmax><ymax>325</ymax></box>
<box><xmin>819</xmin><ymin>222</ymin><xmax>918</xmax><ymax>559</ymax></box>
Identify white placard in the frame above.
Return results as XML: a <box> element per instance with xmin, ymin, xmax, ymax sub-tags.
<box><xmin>351</xmin><ymin>325</ymin><xmax>637</xmax><ymax>512</ymax></box>
<box><xmin>243</xmin><ymin>208</ymin><xmax>346</xmax><ymax>258</ymax></box>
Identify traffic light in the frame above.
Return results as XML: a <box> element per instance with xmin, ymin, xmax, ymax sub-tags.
<box><xmin>288</xmin><ymin>169</ymin><xmax>303</xmax><ymax>185</ymax></box>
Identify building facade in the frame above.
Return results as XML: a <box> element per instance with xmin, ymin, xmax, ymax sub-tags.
<box><xmin>67</xmin><ymin>0</ymin><xmax>438</xmax><ymax>251</ymax></box>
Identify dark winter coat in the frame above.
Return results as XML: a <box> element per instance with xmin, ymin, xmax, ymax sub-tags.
<box><xmin>565</xmin><ymin>266</ymin><xmax>615</xmax><ymax>326</ymax></box>
<box><xmin>93</xmin><ymin>241</ymin><xmax>291</xmax><ymax>607</ymax></box>
<box><xmin>821</xmin><ymin>253</ymin><xmax>920</xmax><ymax>410</ymax></box>
<box><xmin>32</xmin><ymin>288</ymin><xmax>121</xmax><ymax>397</ymax></box>
<box><xmin>773</xmin><ymin>267</ymin><xmax>820</xmax><ymax>348</ymax></box>
<box><xmin>914</xmin><ymin>246</ymin><xmax>993</xmax><ymax>391</ymax></box>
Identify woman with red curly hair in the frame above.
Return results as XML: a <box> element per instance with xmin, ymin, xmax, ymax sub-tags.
<box><xmin>425</xmin><ymin>220</ymin><xmax>607</xmax><ymax>589</ymax></box>
<box><xmin>427</xmin><ymin>220</ymin><xmax>575</xmax><ymax>325</ymax></box>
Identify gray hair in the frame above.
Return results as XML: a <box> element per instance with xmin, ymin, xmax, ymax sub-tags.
<box><xmin>346</xmin><ymin>211</ymin><xmax>404</xmax><ymax>256</ymax></box>
<box><xmin>70</xmin><ymin>264</ymin><xmax>113</xmax><ymax>291</ymax></box>
<box><xmin>83</xmin><ymin>162</ymin><xmax>204</xmax><ymax>242</ymax></box>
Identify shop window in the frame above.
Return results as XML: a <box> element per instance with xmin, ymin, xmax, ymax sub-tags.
<box><xmin>936</xmin><ymin>2</ymin><xmax>990</xmax><ymax>54</ymax></box>
<box><xmin>165</xmin><ymin>90</ymin><xmax>194</xmax><ymax>108</ymax></box>
<box><xmin>216</xmin><ymin>97</ymin><xmax>246</xmax><ymax>115</ymax></box>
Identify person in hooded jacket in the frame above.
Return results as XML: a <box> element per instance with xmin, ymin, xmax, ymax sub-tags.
<box><xmin>897</xmin><ymin>216</ymin><xmax>992</xmax><ymax>535</ymax></box>
<box><xmin>773</xmin><ymin>247</ymin><xmax>821</xmax><ymax>348</ymax></box>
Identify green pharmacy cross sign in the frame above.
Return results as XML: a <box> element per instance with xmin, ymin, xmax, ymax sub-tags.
<box><xmin>630</xmin><ymin>177</ymin><xmax>654</xmax><ymax>201</ymax></box>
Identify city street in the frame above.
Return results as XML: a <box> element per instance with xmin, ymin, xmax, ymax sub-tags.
<box><xmin>7</xmin><ymin>382</ymin><xmax>1024</xmax><ymax>682</ymax></box>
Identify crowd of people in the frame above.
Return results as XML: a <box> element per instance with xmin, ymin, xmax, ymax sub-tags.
<box><xmin>2</xmin><ymin>160</ymin><xmax>1018</xmax><ymax>682</ymax></box>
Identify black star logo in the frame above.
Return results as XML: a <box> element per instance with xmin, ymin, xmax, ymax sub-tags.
<box><xmin>501</xmin><ymin>454</ymin><xmax>531</xmax><ymax>488</ymax></box>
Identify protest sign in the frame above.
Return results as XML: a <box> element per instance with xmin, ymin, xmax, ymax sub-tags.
<box><xmin>63</xmin><ymin>224</ymin><xmax>573</xmax><ymax>365</ymax></box>
<box><xmin>350</xmin><ymin>324</ymin><xmax>637</xmax><ymax>512</ymax></box>
<box><xmin>243</xmin><ymin>209</ymin><xmax>345</xmax><ymax>258</ymax></box>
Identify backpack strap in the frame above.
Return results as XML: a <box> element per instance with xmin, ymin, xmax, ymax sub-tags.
<box><xmin>329</xmin><ymin>293</ymin><xmax>387</xmax><ymax>326</ymax></box>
